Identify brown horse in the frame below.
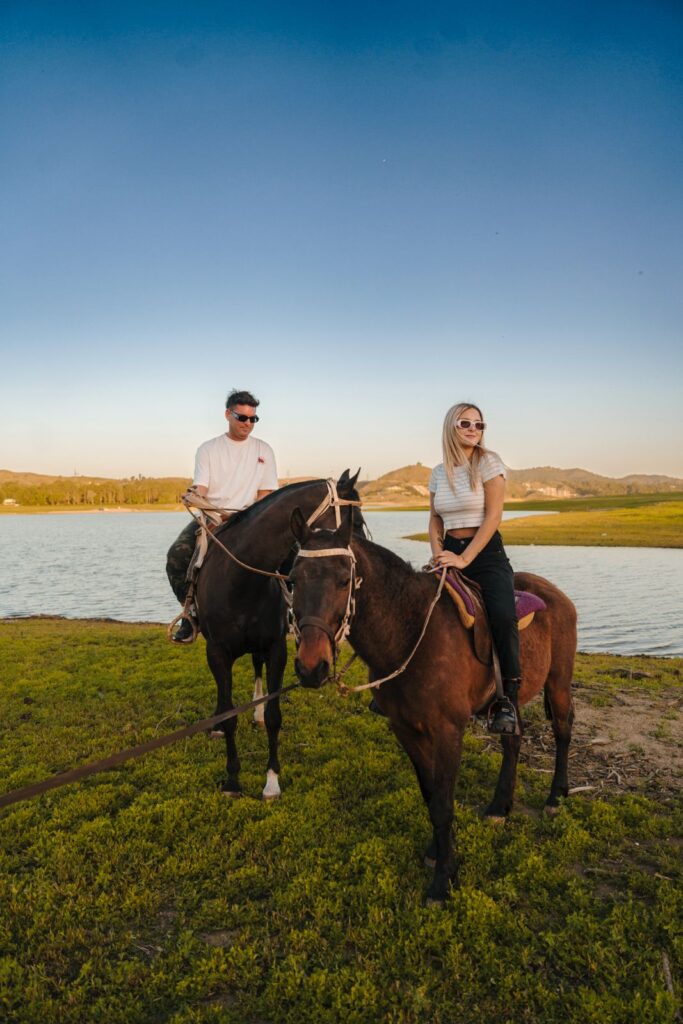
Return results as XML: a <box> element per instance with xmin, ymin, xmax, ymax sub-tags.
<box><xmin>289</xmin><ymin>510</ymin><xmax>577</xmax><ymax>905</ymax></box>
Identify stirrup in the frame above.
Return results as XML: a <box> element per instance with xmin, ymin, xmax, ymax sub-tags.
<box><xmin>167</xmin><ymin>605</ymin><xmax>198</xmax><ymax>645</ymax></box>
<box><xmin>487</xmin><ymin>697</ymin><xmax>519</xmax><ymax>735</ymax></box>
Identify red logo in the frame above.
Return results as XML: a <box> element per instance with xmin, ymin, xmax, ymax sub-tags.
<box><xmin>258</xmin><ymin>456</ymin><xmax>265</xmax><ymax>463</ymax></box>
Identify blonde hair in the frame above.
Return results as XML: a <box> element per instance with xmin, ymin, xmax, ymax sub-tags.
<box><xmin>442</xmin><ymin>402</ymin><xmax>487</xmax><ymax>492</ymax></box>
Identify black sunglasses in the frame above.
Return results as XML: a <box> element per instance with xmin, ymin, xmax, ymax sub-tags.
<box><xmin>230</xmin><ymin>410</ymin><xmax>259</xmax><ymax>424</ymax></box>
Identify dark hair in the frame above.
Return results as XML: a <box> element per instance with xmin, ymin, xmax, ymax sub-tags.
<box><xmin>226</xmin><ymin>389</ymin><xmax>259</xmax><ymax>410</ymax></box>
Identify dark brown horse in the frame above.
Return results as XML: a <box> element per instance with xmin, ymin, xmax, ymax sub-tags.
<box><xmin>289</xmin><ymin>510</ymin><xmax>577</xmax><ymax>905</ymax></box>
<box><xmin>194</xmin><ymin>471</ymin><xmax>363</xmax><ymax>800</ymax></box>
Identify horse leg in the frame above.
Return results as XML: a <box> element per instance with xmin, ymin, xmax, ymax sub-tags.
<box><xmin>426</xmin><ymin>729</ymin><xmax>465</xmax><ymax>906</ymax></box>
<box><xmin>261</xmin><ymin>638</ymin><xmax>286</xmax><ymax>802</ymax></box>
<box><xmin>485</xmin><ymin>731</ymin><xmax>523</xmax><ymax>822</ymax></box>
<box><xmin>399</xmin><ymin>723</ymin><xmax>464</xmax><ymax>906</ymax></box>
<box><xmin>543</xmin><ymin>668</ymin><xmax>575</xmax><ymax>815</ymax></box>
<box><xmin>251</xmin><ymin>653</ymin><xmax>266</xmax><ymax>729</ymax></box>
<box><xmin>205</xmin><ymin>642</ymin><xmax>241</xmax><ymax>797</ymax></box>
<box><xmin>405</xmin><ymin>753</ymin><xmax>436</xmax><ymax>867</ymax></box>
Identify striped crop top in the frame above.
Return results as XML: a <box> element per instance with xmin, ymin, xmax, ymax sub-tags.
<box><xmin>428</xmin><ymin>451</ymin><xmax>507</xmax><ymax>530</ymax></box>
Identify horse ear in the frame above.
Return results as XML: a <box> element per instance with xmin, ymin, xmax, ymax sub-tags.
<box><xmin>337</xmin><ymin>468</ymin><xmax>360</xmax><ymax>496</ymax></box>
<box><xmin>335</xmin><ymin>509</ymin><xmax>354</xmax><ymax>548</ymax></box>
<box><xmin>290</xmin><ymin>507</ymin><xmax>311</xmax><ymax>545</ymax></box>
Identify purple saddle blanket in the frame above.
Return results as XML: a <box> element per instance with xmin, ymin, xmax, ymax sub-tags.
<box><xmin>444</xmin><ymin>572</ymin><xmax>547</xmax><ymax>621</ymax></box>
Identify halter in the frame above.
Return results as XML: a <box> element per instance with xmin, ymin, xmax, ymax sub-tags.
<box><xmin>290</xmin><ymin>544</ymin><xmax>362</xmax><ymax>659</ymax></box>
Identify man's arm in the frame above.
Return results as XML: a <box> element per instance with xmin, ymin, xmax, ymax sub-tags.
<box><xmin>256</xmin><ymin>489</ymin><xmax>274</xmax><ymax>501</ymax></box>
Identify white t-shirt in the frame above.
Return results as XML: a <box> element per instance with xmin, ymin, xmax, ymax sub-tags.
<box><xmin>193</xmin><ymin>434</ymin><xmax>278</xmax><ymax>511</ymax></box>
<box><xmin>429</xmin><ymin>451</ymin><xmax>507</xmax><ymax>529</ymax></box>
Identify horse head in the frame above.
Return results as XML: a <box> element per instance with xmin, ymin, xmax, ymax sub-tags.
<box><xmin>289</xmin><ymin>506</ymin><xmax>356</xmax><ymax>688</ymax></box>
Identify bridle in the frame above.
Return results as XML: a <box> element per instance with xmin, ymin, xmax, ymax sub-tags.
<box><xmin>290</xmin><ymin>543</ymin><xmax>361</xmax><ymax>656</ymax></box>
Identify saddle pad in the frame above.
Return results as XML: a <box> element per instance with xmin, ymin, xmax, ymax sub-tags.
<box><xmin>443</xmin><ymin>571</ymin><xmax>546</xmax><ymax>631</ymax></box>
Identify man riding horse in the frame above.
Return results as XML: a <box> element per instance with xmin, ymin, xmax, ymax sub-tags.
<box><xmin>166</xmin><ymin>388</ymin><xmax>278</xmax><ymax>643</ymax></box>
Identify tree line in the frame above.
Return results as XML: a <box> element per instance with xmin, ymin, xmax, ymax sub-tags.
<box><xmin>0</xmin><ymin>477</ymin><xmax>192</xmax><ymax>507</ymax></box>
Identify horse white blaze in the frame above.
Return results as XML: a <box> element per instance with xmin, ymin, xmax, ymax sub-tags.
<box><xmin>252</xmin><ymin>675</ymin><xmax>265</xmax><ymax>727</ymax></box>
<box><xmin>262</xmin><ymin>768</ymin><xmax>281</xmax><ymax>801</ymax></box>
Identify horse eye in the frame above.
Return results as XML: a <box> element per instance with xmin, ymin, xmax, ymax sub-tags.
<box><xmin>338</xmin><ymin>578</ymin><xmax>351</xmax><ymax>589</ymax></box>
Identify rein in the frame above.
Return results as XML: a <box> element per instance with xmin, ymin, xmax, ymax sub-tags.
<box><xmin>291</xmin><ymin>544</ymin><xmax>447</xmax><ymax>695</ymax></box>
<box><xmin>183</xmin><ymin>479</ymin><xmax>361</xmax><ymax>584</ymax></box>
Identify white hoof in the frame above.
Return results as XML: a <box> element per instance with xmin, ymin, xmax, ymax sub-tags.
<box><xmin>210</xmin><ymin>729</ymin><xmax>225</xmax><ymax>740</ymax></box>
<box><xmin>253</xmin><ymin>678</ymin><xmax>266</xmax><ymax>728</ymax></box>
<box><xmin>485</xmin><ymin>815</ymin><xmax>507</xmax><ymax>826</ymax></box>
<box><xmin>262</xmin><ymin>769</ymin><xmax>281</xmax><ymax>802</ymax></box>
<box><xmin>544</xmin><ymin>803</ymin><xmax>561</xmax><ymax>817</ymax></box>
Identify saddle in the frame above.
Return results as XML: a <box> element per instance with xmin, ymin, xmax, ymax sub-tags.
<box><xmin>439</xmin><ymin>569</ymin><xmax>546</xmax><ymax>667</ymax></box>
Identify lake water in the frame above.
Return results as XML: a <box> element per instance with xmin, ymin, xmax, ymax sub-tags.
<box><xmin>0</xmin><ymin>510</ymin><xmax>681</xmax><ymax>657</ymax></box>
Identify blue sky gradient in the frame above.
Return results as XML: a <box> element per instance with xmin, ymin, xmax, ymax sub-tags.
<box><xmin>2</xmin><ymin>1</ymin><xmax>682</xmax><ymax>479</ymax></box>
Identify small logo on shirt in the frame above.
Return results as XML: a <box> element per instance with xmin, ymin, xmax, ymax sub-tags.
<box><xmin>258</xmin><ymin>456</ymin><xmax>265</xmax><ymax>463</ymax></box>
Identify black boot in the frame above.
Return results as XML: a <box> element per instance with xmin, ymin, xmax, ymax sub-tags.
<box><xmin>488</xmin><ymin>679</ymin><xmax>520</xmax><ymax>734</ymax></box>
<box><xmin>171</xmin><ymin>616</ymin><xmax>196</xmax><ymax>644</ymax></box>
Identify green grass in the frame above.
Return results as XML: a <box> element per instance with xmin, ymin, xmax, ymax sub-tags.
<box><xmin>505</xmin><ymin>492</ymin><xmax>683</xmax><ymax>513</ymax></box>
<box><xmin>0</xmin><ymin>619</ymin><xmax>681</xmax><ymax>1023</ymax></box>
<box><xmin>406</xmin><ymin>501</ymin><xmax>683</xmax><ymax>548</ymax></box>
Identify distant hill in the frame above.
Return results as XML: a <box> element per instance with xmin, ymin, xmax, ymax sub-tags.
<box><xmin>360</xmin><ymin>464</ymin><xmax>432</xmax><ymax>504</ymax></box>
<box><xmin>2</xmin><ymin>464</ymin><xmax>683</xmax><ymax>508</ymax></box>
<box><xmin>359</xmin><ymin>463</ymin><xmax>683</xmax><ymax>504</ymax></box>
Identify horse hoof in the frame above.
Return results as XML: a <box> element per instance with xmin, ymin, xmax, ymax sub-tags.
<box><xmin>485</xmin><ymin>814</ymin><xmax>507</xmax><ymax>826</ymax></box>
<box><xmin>252</xmin><ymin>720</ymin><xmax>267</xmax><ymax>730</ymax></box>
<box><xmin>262</xmin><ymin>770</ymin><xmax>281</xmax><ymax>802</ymax></box>
<box><xmin>262</xmin><ymin>792</ymin><xmax>280</xmax><ymax>803</ymax></box>
<box><xmin>210</xmin><ymin>729</ymin><xmax>225</xmax><ymax>740</ymax></box>
<box><xmin>425</xmin><ymin>897</ymin><xmax>445</xmax><ymax>909</ymax></box>
<box><xmin>221</xmin><ymin>787</ymin><xmax>242</xmax><ymax>799</ymax></box>
<box><xmin>424</xmin><ymin>856</ymin><xmax>436</xmax><ymax>869</ymax></box>
<box><xmin>544</xmin><ymin>803</ymin><xmax>561</xmax><ymax>817</ymax></box>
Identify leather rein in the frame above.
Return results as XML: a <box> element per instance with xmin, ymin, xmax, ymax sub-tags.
<box><xmin>183</xmin><ymin>479</ymin><xmax>362</xmax><ymax>584</ymax></box>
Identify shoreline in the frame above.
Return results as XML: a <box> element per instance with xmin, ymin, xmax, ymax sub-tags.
<box><xmin>2</xmin><ymin>615</ymin><xmax>682</xmax><ymax>658</ymax></box>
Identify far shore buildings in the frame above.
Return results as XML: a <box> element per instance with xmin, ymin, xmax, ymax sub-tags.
<box><xmin>2</xmin><ymin>498</ymin><xmax>18</xmax><ymax>506</ymax></box>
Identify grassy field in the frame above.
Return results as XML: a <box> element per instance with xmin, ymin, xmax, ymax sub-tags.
<box><xmin>0</xmin><ymin>619</ymin><xmax>680</xmax><ymax>1023</ymax></box>
<box><xmin>407</xmin><ymin>500</ymin><xmax>683</xmax><ymax>548</ymax></box>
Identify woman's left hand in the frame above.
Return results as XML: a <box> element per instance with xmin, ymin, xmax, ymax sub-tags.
<box><xmin>432</xmin><ymin>550</ymin><xmax>468</xmax><ymax>571</ymax></box>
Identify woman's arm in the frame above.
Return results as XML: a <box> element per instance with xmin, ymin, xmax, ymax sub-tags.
<box><xmin>428</xmin><ymin>493</ymin><xmax>445</xmax><ymax>558</ymax></box>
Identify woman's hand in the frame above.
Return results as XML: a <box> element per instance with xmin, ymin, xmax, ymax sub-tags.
<box><xmin>432</xmin><ymin>550</ymin><xmax>468</xmax><ymax>571</ymax></box>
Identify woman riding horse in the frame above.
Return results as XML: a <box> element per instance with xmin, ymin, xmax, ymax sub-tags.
<box><xmin>429</xmin><ymin>402</ymin><xmax>520</xmax><ymax>734</ymax></box>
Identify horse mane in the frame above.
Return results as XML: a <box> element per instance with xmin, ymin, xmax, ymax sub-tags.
<box><xmin>353</xmin><ymin>535</ymin><xmax>435</xmax><ymax>634</ymax></box>
<box><xmin>216</xmin><ymin>479</ymin><xmax>325</xmax><ymax>534</ymax></box>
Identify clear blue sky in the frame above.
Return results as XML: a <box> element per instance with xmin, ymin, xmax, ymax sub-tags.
<box><xmin>1</xmin><ymin>1</ymin><xmax>682</xmax><ymax>480</ymax></box>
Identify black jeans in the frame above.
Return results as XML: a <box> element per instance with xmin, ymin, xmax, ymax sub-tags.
<box><xmin>166</xmin><ymin>521</ymin><xmax>200</xmax><ymax>603</ymax></box>
<box><xmin>444</xmin><ymin>531</ymin><xmax>521</xmax><ymax>679</ymax></box>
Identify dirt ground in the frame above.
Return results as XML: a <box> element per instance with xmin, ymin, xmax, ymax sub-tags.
<box><xmin>480</xmin><ymin>681</ymin><xmax>683</xmax><ymax>800</ymax></box>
